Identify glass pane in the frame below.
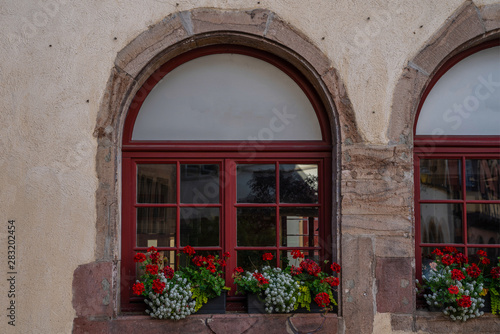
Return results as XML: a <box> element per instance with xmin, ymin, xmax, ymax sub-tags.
<box><xmin>466</xmin><ymin>159</ymin><xmax>500</xmax><ymax>200</ymax></box>
<box><xmin>416</xmin><ymin>46</ymin><xmax>500</xmax><ymax>135</ymax></box>
<box><xmin>237</xmin><ymin>250</ymin><xmax>277</xmax><ymax>271</ymax></box>
<box><xmin>467</xmin><ymin>204</ymin><xmax>500</xmax><ymax>244</ymax></box>
<box><xmin>420</xmin><ymin>203</ymin><xmax>463</xmax><ymax>243</ymax></box>
<box><xmin>280</xmin><ymin>207</ymin><xmax>319</xmax><ymax>247</ymax></box>
<box><xmin>280</xmin><ymin>164</ymin><xmax>318</xmax><ymax>203</ymax></box>
<box><xmin>421</xmin><ymin>247</ymin><xmax>464</xmax><ymax>279</ymax></box>
<box><xmin>136</xmin><ymin>251</ymin><xmax>176</xmax><ymax>279</ymax></box>
<box><xmin>280</xmin><ymin>250</ymin><xmax>320</xmax><ymax>268</ymax></box>
<box><xmin>137</xmin><ymin>208</ymin><xmax>176</xmax><ymax>247</ymax></box>
<box><xmin>420</xmin><ymin>159</ymin><xmax>461</xmax><ymax>200</ymax></box>
<box><xmin>137</xmin><ymin>164</ymin><xmax>176</xmax><ymax>203</ymax></box>
<box><xmin>132</xmin><ymin>53</ymin><xmax>322</xmax><ymax>141</ymax></box>
<box><xmin>180</xmin><ymin>207</ymin><xmax>220</xmax><ymax>246</ymax></box>
<box><xmin>237</xmin><ymin>207</ymin><xmax>276</xmax><ymax>246</ymax></box>
<box><xmin>237</xmin><ymin>164</ymin><xmax>276</xmax><ymax>203</ymax></box>
<box><xmin>468</xmin><ymin>248</ymin><xmax>500</xmax><ymax>267</ymax></box>
<box><xmin>180</xmin><ymin>164</ymin><xmax>219</xmax><ymax>204</ymax></box>
<box><xmin>178</xmin><ymin>250</ymin><xmax>220</xmax><ymax>267</ymax></box>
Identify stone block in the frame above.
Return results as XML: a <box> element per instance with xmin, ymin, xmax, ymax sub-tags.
<box><xmin>289</xmin><ymin>313</ymin><xmax>338</xmax><ymax>334</ymax></box>
<box><xmin>207</xmin><ymin>314</ymin><xmax>259</xmax><ymax>333</ymax></box>
<box><xmin>342</xmin><ymin>234</ymin><xmax>374</xmax><ymax>334</ymax></box>
<box><xmin>391</xmin><ymin>313</ymin><xmax>414</xmax><ymax>332</ymax></box>
<box><xmin>415</xmin><ymin>312</ymin><xmax>500</xmax><ymax>333</ymax></box>
<box><xmin>375</xmin><ymin>235</ymin><xmax>413</xmax><ymax>258</ymax></box>
<box><xmin>111</xmin><ymin>315</ymin><xmax>212</xmax><ymax>333</ymax></box>
<box><xmin>73</xmin><ymin>317</ymin><xmax>110</xmax><ymax>334</ymax></box>
<box><xmin>190</xmin><ymin>8</ymin><xmax>270</xmax><ymax>36</ymax></box>
<box><xmin>72</xmin><ymin>261</ymin><xmax>114</xmax><ymax>318</ymax></box>
<box><xmin>480</xmin><ymin>4</ymin><xmax>500</xmax><ymax>31</ymax></box>
<box><xmin>412</xmin><ymin>2</ymin><xmax>485</xmax><ymax>76</ymax></box>
<box><xmin>376</xmin><ymin>258</ymin><xmax>413</xmax><ymax>314</ymax></box>
<box><xmin>342</xmin><ymin>214</ymin><xmax>412</xmax><ymax>236</ymax></box>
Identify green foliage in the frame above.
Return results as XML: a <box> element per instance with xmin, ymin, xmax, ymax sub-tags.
<box><xmin>490</xmin><ymin>287</ymin><xmax>500</xmax><ymax>315</ymax></box>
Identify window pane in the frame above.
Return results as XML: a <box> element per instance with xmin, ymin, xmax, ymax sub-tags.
<box><xmin>416</xmin><ymin>46</ymin><xmax>500</xmax><ymax>136</ymax></box>
<box><xmin>420</xmin><ymin>159</ymin><xmax>462</xmax><ymax>200</ymax></box>
<box><xmin>178</xmin><ymin>250</ymin><xmax>220</xmax><ymax>267</ymax></box>
<box><xmin>137</xmin><ymin>164</ymin><xmax>176</xmax><ymax>203</ymax></box>
<box><xmin>137</xmin><ymin>208</ymin><xmax>176</xmax><ymax>247</ymax></box>
<box><xmin>237</xmin><ymin>250</ymin><xmax>276</xmax><ymax>271</ymax></box>
<box><xmin>180</xmin><ymin>207</ymin><xmax>219</xmax><ymax>246</ymax></box>
<box><xmin>467</xmin><ymin>204</ymin><xmax>500</xmax><ymax>244</ymax></box>
<box><xmin>237</xmin><ymin>207</ymin><xmax>276</xmax><ymax>246</ymax></box>
<box><xmin>132</xmin><ymin>54</ymin><xmax>322</xmax><ymax>141</ymax></box>
<box><xmin>280</xmin><ymin>164</ymin><xmax>318</xmax><ymax>203</ymax></box>
<box><xmin>468</xmin><ymin>248</ymin><xmax>500</xmax><ymax>267</ymax></box>
<box><xmin>237</xmin><ymin>164</ymin><xmax>276</xmax><ymax>203</ymax></box>
<box><xmin>420</xmin><ymin>203</ymin><xmax>463</xmax><ymax>243</ymax></box>
<box><xmin>466</xmin><ymin>159</ymin><xmax>500</xmax><ymax>200</ymax></box>
<box><xmin>280</xmin><ymin>207</ymin><xmax>319</xmax><ymax>247</ymax></box>
<box><xmin>280</xmin><ymin>250</ymin><xmax>320</xmax><ymax>268</ymax></box>
<box><xmin>180</xmin><ymin>164</ymin><xmax>219</xmax><ymax>204</ymax></box>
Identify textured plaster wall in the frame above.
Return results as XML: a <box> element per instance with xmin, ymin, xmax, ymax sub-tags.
<box><xmin>0</xmin><ymin>0</ymin><xmax>498</xmax><ymax>333</ymax></box>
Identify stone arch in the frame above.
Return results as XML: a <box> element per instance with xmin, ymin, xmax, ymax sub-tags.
<box><xmin>387</xmin><ymin>1</ymin><xmax>500</xmax><ymax>143</ymax></box>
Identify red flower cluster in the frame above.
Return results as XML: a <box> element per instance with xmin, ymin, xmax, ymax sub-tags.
<box><xmin>321</xmin><ymin>277</ymin><xmax>340</xmax><ymax>287</ymax></box>
<box><xmin>192</xmin><ymin>255</ymin><xmax>206</xmax><ymax>267</ymax></box>
<box><xmin>451</xmin><ymin>269</ymin><xmax>465</xmax><ymax>281</ymax></box>
<box><xmin>183</xmin><ymin>245</ymin><xmax>195</xmax><ymax>256</ymax></box>
<box><xmin>291</xmin><ymin>250</ymin><xmax>304</xmax><ymax>259</ymax></box>
<box><xmin>466</xmin><ymin>263</ymin><xmax>481</xmax><ymax>278</ymax></box>
<box><xmin>233</xmin><ymin>267</ymin><xmax>244</xmax><ymax>273</ymax></box>
<box><xmin>443</xmin><ymin>246</ymin><xmax>457</xmax><ymax>254</ymax></box>
<box><xmin>432</xmin><ymin>248</ymin><xmax>443</xmax><ymax>256</ymax></box>
<box><xmin>290</xmin><ymin>265</ymin><xmax>303</xmax><ymax>276</ymax></box>
<box><xmin>477</xmin><ymin>250</ymin><xmax>487</xmax><ymax>257</ymax></box>
<box><xmin>253</xmin><ymin>272</ymin><xmax>269</xmax><ymax>285</ymax></box>
<box><xmin>457</xmin><ymin>295</ymin><xmax>472</xmax><ymax>308</ymax></box>
<box><xmin>262</xmin><ymin>253</ymin><xmax>274</xmax><ymax>261</ymax></box>
<box><xmin>331</xmin><ymin>262</ymin><xmax>341</xmax><ymax>273</ymax></box>
<box><xmin>454</xmin><ymin>253</ymin><xmax>468</xmax><ymax>265</ymax></box>
<box><xmin>132</xmin><ymin>282</ymin><xmax>145</xmax><ymax>296</ymax></box>
<box><xmin>134</xmin><ymin>253</ymin><xmax>146</xmax><ymax>263</ymax></box>
<box><xmin>223</xmin><ymin>252</ymin><xmax>230</xmax><ymax>258</ymax></box>
<box><xmin>481</xmin><ymin>257</ymin><xmax>490</xmax><ymax>265</ymax></box>
<box><xmin>152</xmin><ymin>278</ymin><xmax>166</xmax><ymax>294</ymax></box>
<box><xmin>448</xmin><ymin>285</ymin><xmax>459</xmax><ymax>295</ymax></box>
<box><xmin>491</xmin><ymin>266</ymin><xmax>500</xmax><ymax>279</ymax></box>
<box><xmin>300</xmin><ymin>259</ymin><xmax>321</xmax><ymax>276</ymax></box>
<box><xmin>441</xmin><ymin>254</ymin><xmax>454</xmax><ymax>266</ymax></box>
<box><xmin>163</xmin><ymin>266</ymin><xmax>174</xmax><ymax>279</ymax></box>
<box><xmin>147</xmin><ymin>246</ymin><xmax>161</xmax><ymax>264</ymax></box>
<box><xmin>314</xmin><ymin>292</ymin><xmax>330</xmax><ymax>307</ymax></box>
<box><xmin>146</xmin><ymin>264</ymin><xmax>159</xmax><ymax>275</ymax></box>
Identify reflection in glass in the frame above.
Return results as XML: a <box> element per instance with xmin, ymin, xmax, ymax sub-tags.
<box><xmin>237</xmin><ymin>207</ymin><xmax>276</xmax><ymax>246</ymax></box>
<box><xmin>180</xmin><ymin>207</ymin><xmax>220</xmax><ymax>246</ymax></box>
<box><xmin>466</xmin><ymin>159</ymin><xmax>500</xmax><ymax>200</ymax></box>
<box><xmin>137</xmin><ymin>164</ymin><xmax>176</xmax><ymax>203</ymax></box>
<box><xmin>421</xmin><ymin>247</ymin><xmax>464</xmax><ymax>279</ymax></box>
<box><xmin>180</xmin><ymin>164</ymin><xmax>219</xmax><ymax>204</ymax></box>
<box><xmin>237</xmin><ymin>164</ymin><xmax>276</xmax><ymax>203</ymax></box>
<box><xmin>137</xmin><ymin>208</ymin><xmax>176</xmax><ymax>247</ymax></box>
<box><xmin>420</xmin><ymin>203</ymin><xmax>463</xmax><ymax>243</ymax></box>
<box><xmin>280</xmin><ymin>250</ymin><xmax>319</xmax><ymax>268</ymax></box>
<box><xmin>280</xmin><ymin>207</ymin><xmax>319</xmax><ymax>247</ymax></box>
<box><xmin>468</xmin><ymin>248</ymin><xmax>500</xmax><ymax>268</ymax></box>
<box><xmin>420</xmin><ymin>159</ymin><xmax>461</xmax><ymax>200</ymax></box>
<box><xmin>237</xmin><ymin>250</ymin><xmax>276</xmax><ymax>271</ymax></box>
<box><xmin>280</xmin><ymin>164</ymin><xmax>318</xmax><ymax>203</ymax></box>
<box><xmin>467</xmin><ymin>204</ymin><xmax>500</xmax><ymax>245</ymax></box>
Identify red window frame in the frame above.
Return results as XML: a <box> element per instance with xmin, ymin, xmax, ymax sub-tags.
<box><xmin>414</xmin><ymin>40</ymin><xmax>500</xmax><ymax>280</ymax></box>
<box><xmin>120</xmin><ymin>45</ymin><xmax>334</xmax><ymax>312</ymax></box>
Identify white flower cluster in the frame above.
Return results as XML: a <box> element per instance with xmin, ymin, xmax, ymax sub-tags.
<box><xmin>145</xmin><ymin>273</ymin><xmax>196</xmax><ymax>320</ymax></box>
<box><xmin>260</xmin><ymin>267</ymin><xmax>299</xmax><ymax>313</ymax></box>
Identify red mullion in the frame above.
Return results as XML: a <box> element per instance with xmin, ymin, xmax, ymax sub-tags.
<box><xmin>414</xmin><ymin>155</ymin><xmax>423</xmax><ymax>280</ymax></box>
<box><xmin>418</xmin><ymin>200</ymin><xmax>463</xmax><ymax>204</ymax></box>
<box><xmin>276</xmin><ymin>161</ymin><xmax>280</xmax><ymax>267</ymax></box>
<box><xmin>176</xmin><ymin>162</ymin><xmax>181</xmax><ymax>262</ymax></box>
<box><xmin>224</xmin><ymin>159</ymin><xmax>237</xmax><ymax>294</ymax></box>
<box><xmin>461</xmin><ymin>157</ymin><xmax>468</xmax><ymax>256</ymax></box>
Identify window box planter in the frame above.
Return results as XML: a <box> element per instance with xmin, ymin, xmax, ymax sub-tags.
<box><xmin>246</xmin><ymin>294</ymin><xmax>333</xmax><ymax>314</ymax></box>
<box><xmin>196</xmin><ymin>292</ymin><xmax>227</xmax><ymax>314</ymax></box>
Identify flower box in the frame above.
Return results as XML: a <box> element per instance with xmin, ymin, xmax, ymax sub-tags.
<box><xmin>247</xmin><ymin>294</ymin><xmax>332</xmax><ymax>314</ymax></box>
<box><xmin>196</xmin><ymin>292</ymin><xmax>226</xmax><ymax>314</ymax></box>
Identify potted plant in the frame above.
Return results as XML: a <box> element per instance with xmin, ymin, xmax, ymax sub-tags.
<box><xmin>488</xmin><ymin>258</ymin><xmax>500</xmax><ymax>315</ymax></box>
<box><xmin>417</xmin><ymin>247</ymin><xmax>488</xmax><ymax>321</ymax></box>
<box><xmin>131</xmin><ymin>246</ymin><xmax>229</xmax><ymax>319</ymax></box>
<box><xmin>233</xmin><ymin>251</ymin><xmax>340</xmax><ymax>313</ymax></box>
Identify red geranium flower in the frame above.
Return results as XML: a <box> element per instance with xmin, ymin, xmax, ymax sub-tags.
<box><xmin>291</xmin><ymin>250</ymin><xmax>304</xmax><ymax>259</ymax></box>
<box><xmin>290</xmin><ymin>265</ymin><xmax>303</xmax><ymax>276</ymax></box>
<box><xmin>147</xmin><ymin>246</ymin><xmax>158</xmax><ymax>253</ymax></box>
<box><xmin>481</xmin><ymin>257</ymin><xmax>491</xmax><ymax>265</ymax></box>
<box><xmin>454</xmin><ymin>253</ymin><xmax>468</xmax><ymax>265</ymax></box>
<box><xmin>322</xmin><ymin>277</ymin><xmax>340</xmax><ymax>287</ymax></box>
<box><xmin>457</xmin><ymin>295</ymin><xmax>472</xmax><ymax>308</ymax></box>
<box><xmin>314</xmin><ymin>292</ymin><xmax>330</xmax><ymax>308</ymax></box>
<box><xmin>300</xmin><ymin>259</ymin><xmax>321</xmax><ymax>276</ymax></box>
<box><xmin>443</xmin><ymin>246</ymin><xmax>457</xmax><ymax>254</ymax></box>
<box><xmin>331</xmin><ymin>262</ymin><xmax>341</xmax><ymax>273</ymax></box>
<box><xmin>262</xmin><ymin>253</ymin><xmax>274</xmax><ymax>261</ymax></box>
<box><xmin>217</xmin><ymin>259</ymin><xmax>226</xmax><ymax>267</ymax></box>
<box><xmin>448</xmin><ymin>285</ymin><xmax>459</xmax><ymax>295</ymax></box>
<box><xmin>152</xmin><ymin>279</ymin><xmax>166</xmax><ymax>294</ymax></box>
<box><xmin>163</xmin><ymin>266</ymin><xmax>174</xmax><ymax>279</ymax></box>
<box><xmin>207</xmin><ymin>263</ymin><xmax>217</xmax><ymax>273</ymax></box>
<box><xmin>477</xmin><ymin>250</ymin><xmax>487</xmax><ymax>257</ymax></box>
<box><xmin>491</xmin><ymin>267</ymin><xmax>500</xmax><ymax>279</ymax></box>
<box><xmin>134</xmin><ymin>253</ymin><xmax>147</xmax><ymax>263</ymax></box>
<box><xmin>132</xmin><ymin>282</ymin><xmax>145</xmax><ymax>296</ymax></box>
<box><xmin>149</xmin><ymin>251</ymin><xmax>160</xmax><ymax>264</ymax></box>
<box><xmin>183</xmin><ymin>245</ymin><xmax>195</xmax><ymax>256</ymax></box>
<box><xmin>466</xmin><ymin>263</ymin><xmax>481</xmax><ymax>278</ymax></box>
<box><xmin>223</xmin><ymin>252</ymin><xmax>230</xmax><ymax>258</ymax></box>
<box><xmin>234</xmin><ymin>267</ymin><xmax>244</xmax><ymax>273</ymax></box>
<box><xmin>253</xmin><ymin>272</ymin><xmax>269</xmax><ymax>285</ymax></box>
<box><xmin>432</xmin><ymin>248</ymin><xmax>443</xmax><ymax>256</ymax></box>
<box><xmin>146</xmin><ymin>264</ymin><xmax>159</xmax><ymax>275</ymax></box>
<box><xmin>441</xmin><ymin>254</ymin><xmax>455</xmax><ymax>266</ymax></box>
<box><xmin>192</xmin><ymin>255</ymin><xmax>206</xmax><ymax>267</ymax></box>
<box><xmin>451</xmin><ymin>269</ymin><xmax>465</xmax><ymax>281</ymax></box>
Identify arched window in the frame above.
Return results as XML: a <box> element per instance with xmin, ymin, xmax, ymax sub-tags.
<box><xmin>415</xmin><ymin>41</ymin><xmax>500</xmax><ymax>277</ymax></box>
<box><xmin>121</xmin><ymin>45</ymin><xmax>333</xmax><ymax>310</ymax></box>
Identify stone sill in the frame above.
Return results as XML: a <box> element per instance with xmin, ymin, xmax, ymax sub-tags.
<box><xmin>412</xmin><ymin>311</ymin><xmax>500</xmax><ymax>333</ymax></box>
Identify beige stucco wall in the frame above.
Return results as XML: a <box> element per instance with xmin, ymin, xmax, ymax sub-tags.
<box><xmin>0</xmin><ymin>1</ymin><xmax>498</xmax><ymax>333</ymax></box>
